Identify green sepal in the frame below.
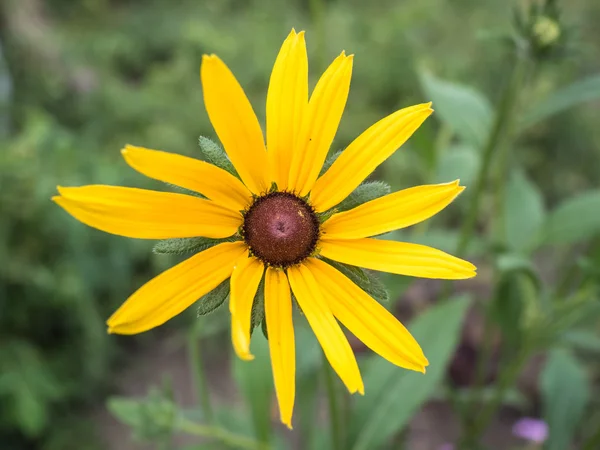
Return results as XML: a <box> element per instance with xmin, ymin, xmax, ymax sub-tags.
<box><xmin>250</xmin><ymin>276</ymin><xmax>266</xmax><ymax>334</ymax></box>
<box><xmin>153</xmin><ymin>236</ymin><xmax>237</xmax><ymax>255</ymax></box>
<box><xmin>197</xmin><ymin>278</ymin><xmax>230</xmax><ymax>316</ymax></box>
<box><xmin>269</xmin><ymin>181</ymin><xmax>278</xmax><ymax>193</ymax></box>
<box><xmin>198</xmin><ymin>136</ymin><xmax>239</xmax><ymax>178</ymax></box>
<box><xmin>319</xmin><ymin>150</ymin><xmax>342</xmax><ymax>177</ymax></box>
<box><xmin>334</xmin><ymin>181</ymin><xmax>391</xmax><ymax>213</ymax></box>
<box><xmin>317</xmin><ymin>208</ymin><xmax>338</xmax><ymax>223</ymax></box>
<box><xmin>261</xmin><ymin>317</ymin><xmax>268</xmax><ymax>340</ymax></box>
<box><xmin>322</xmin><ymin>257</ymin><xmax>390</xmax><ymax>304</ymax></box>
<box><xmin>165</xmin><ymin>183</ymin><xmax>205</xmax><ymax>199</ymax></box>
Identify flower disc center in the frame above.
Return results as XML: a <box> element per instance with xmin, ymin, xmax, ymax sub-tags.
<box><xmin>243</xmin><ymin>192</ymin><xmax>320</xmax><ymax>268</ymax></box>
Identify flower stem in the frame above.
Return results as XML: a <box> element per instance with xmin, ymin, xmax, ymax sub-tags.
<box><xmin>309</xmin><ymin>0</ymin><xmax>326</xmax><ymax>71</ymax></box>
<box><xmin>323</xmin><ymin>354</ymin><xmax>343</xmax><ymax>450</ymax></box>
<box><xmin>456</xmin><ymin>51</ymin><xmax>529</xmax><ymax>257</ymax></box>
<box><xmin>188</xmin><ymin>327</ymin><xmax>214</xmax><ymax>424</ymax></box>
<box><xmin>462</xmin><ymin>346</ymin><xmax>531</xmax><ymax>447</ymax></box>
<box><xmin>178</xmin><ymin>417</ymin><xmax>268</xmax><ymax>450</ymax></box>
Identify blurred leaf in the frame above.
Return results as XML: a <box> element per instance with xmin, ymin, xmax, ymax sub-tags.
<box><xmin>561</xmin><ymin>330</ymin><xmax>600</xmax><ymax>353</ymax></box>
<box><xmin>542</xmin><ymin>190</ymin><xmax>600</xmax><ymax>245</ymax></box>
<box><xmin>520</xmin><ymin>74</ymin><xmax>600</xmax><ymax>130</ymax></box>
<box><xmin>435</xmin><ymin>144</ymin><xmax>480</xmax><ymax>187</ymax></box>
<box><xmin>504</xmin><ymin>169</ymin><xmax>546</xmax><ymax>252</ymax></box>
<box><xmin>107</xmin><ymin>389</ymin><xmax>177</xmax><ymax>441</ymax></box>
<box><xmin>349</xmin><ymin>295</ymin><xmax>471</xmax><ymax>450</ymax></box>
<box><xmin>196</xmin><ymin>278</ymin><xmax>229</xmax><ymax>316</ymax></box>
<box><xmin>419</xmin><ymin>71</ymin><xmax>493</xmax><ymax>149</ymax></box>
<box><xmin>232</xmin><ymin>332</ymin><xmax>273</xmax><ymax>445</ymax></box>
<box><xmin>541</xmin><ymin>349</ymin><xmax>590</xmax><ymax>450</ymax></box>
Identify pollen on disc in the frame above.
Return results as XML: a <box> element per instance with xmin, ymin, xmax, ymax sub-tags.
<box><xmin>243</xmin><ymin>192</ymin><xmax>319</xmax><ymax>268</ymax></box>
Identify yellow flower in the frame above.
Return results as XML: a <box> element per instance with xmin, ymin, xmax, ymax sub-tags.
<box><xmin>53</xmin><ymin>30</ymin><xmax>476</xmax><ymax>428</ymax></box>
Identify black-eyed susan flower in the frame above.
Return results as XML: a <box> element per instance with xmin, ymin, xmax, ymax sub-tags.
<box><xmin>53</xmin><ymin>30</ymin><xmax>476</xmax><ymax>428</ymax></box>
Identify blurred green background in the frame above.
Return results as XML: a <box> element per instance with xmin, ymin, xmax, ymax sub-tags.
<box><xmin>1</xmin><ymin>0</ymin><xmax>600</xmax><ymax>449</ymax></box>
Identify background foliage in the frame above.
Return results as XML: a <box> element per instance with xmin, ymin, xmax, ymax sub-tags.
<box><xmin>1</xmin><ymin>0</ymin><xmax>599</xmax><ymax>449</ymax></box>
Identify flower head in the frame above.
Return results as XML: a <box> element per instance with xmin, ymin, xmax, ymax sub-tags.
<box><xmin>53</xmin><ymin>29</ymin><xmax>476</xmax><ymax>428</ymax></box>
<box><xmin>512</xmin><ymin>417</ymin><xmax>549</xmax><ymax>444</ymax></box>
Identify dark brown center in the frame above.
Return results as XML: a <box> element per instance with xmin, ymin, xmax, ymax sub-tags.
<box><xmin>242</xmin><ymin>192</ymin><xmax>320</xmax><ymax>268</ymax></box>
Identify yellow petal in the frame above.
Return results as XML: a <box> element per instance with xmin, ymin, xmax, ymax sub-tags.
<box><xmin>304</xmin><ymin>258</ymin><xmax>428</xmax><ymax>372</ymax></box>
<box><xmin>267</xmin><ymin>30</ymin><xmax>308</xmax><ymax>191</ymax></box>
<box><xmin>264</xmin><ymin>267</ymin><xmax>295</xmax><ymax>428</ymax></box>
<box><xmin>201</xmin><ymin>54</ymin><xmax>268</xmax><ymax>194</ymax></box>
<box><xmin>322</xmin><ymin>180</ymin><xmax>465</xmax><ymax>239</ymax></box>
<box><xmin>54</xmin><ymin>185</ymin><xmax>241</xmax><ymax>239</ymax></box>
<box><xmin>287</xmin><ymin>264</ymin><xmax>364</xmax><ymax>394</ymax></box>
<box><xmin>320</xmin><ymin>238</ymin><xmax>477</xmax><ymax>279</ymax></box>
<box><xmin>311</xmin><ymin>103</ymin><xmax>433</xmax><ymax>212</ymax></box>
<box><xmin>288</xmin><ymin>52</ymin><xmax>353</xmax><ymax>196</ymax></box>
<box><xmin>121</xmin><ymin>145</ymin><xmax>252</xmax><ymax>212</ymax></box>
<box><xmin>107</xmin><ymin>242</ymin><xmax>246</xmax><ymax>334</ymax></box>
<box><xmin>230</xmin><ymin>253</ymin><xmax>264</xmax><ymax>361</ymax></box>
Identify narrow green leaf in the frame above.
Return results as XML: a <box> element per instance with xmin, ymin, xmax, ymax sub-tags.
<box><xmin>153</xmin><ymin>236</ymin><xmax>237</xmax><ymax>255</ymax></box>
<box><xmin>334</xmin><ymin>181</ymin><xmax>391</xmax><ymax>213</ymax></box>
<box><xmin>198</xmin><ymin>136</ymin><xmax>239</xmax><ymax>177</ymax></box>
<box><xmin>542</xmin><ymin>190</ymin><xmax>600</xmax><ymax>245</ymax></box>
<box><xmin>349</xmin><ymin>295</ymin><xmax>471</xmax><ymax>450</ymax></box>
<box><xmin>504</xmin><ymin>170</ymin><xmax>546</xmax><ymax>252</ymax></box>
<box><xmin>419</xmin><ymin>71</ymin><xmax>493</xmax><ymax>148</ymax></box>
<box><xmin>232</xmin><ymin>333</ymin><xmax>273</xmax><ymax>445</ymax></box>
<box><xmin>541</xmin><ymin>349</ymin><xmax>590</xmax><ymax>450</ymax></box>
<box><xmin>322</xmin><ymin>258</ymin><xmax>389</xmax><ymax>304</ymax></box>
<box><xmin>520</xmin><ymin>74</ymin><xmax>600</xmax><ymax>130</ymax></box>
<box><xmin>196</xmin><ymin>278</ymin><xmax>229</xmax><ymax>316</ymax></box>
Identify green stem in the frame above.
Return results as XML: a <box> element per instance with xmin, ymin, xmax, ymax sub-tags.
<box><xmin>456</xmin><ymin>51</ymin><xmax>529</xmax><ymax>257</ymax></box>
<box><xmin>462</xmin><ymin>346</ymin><xmax>530</xmax><ymax>447</ymax></box>
<box><xmin>188</xmin><ymin>329</ymin><xmax>214</xmax><ymax>424</ymax></box>
<box><xmin>309</xmin><ymin>0</ymin><xmax>326</xmax><ymax>71</ymax></box>
<box><xmin>323</xmin><ymin>354</ymin><xmax>343</xmax><ymax>450</ymax></box>
<box><xmin>178</xmin><ymin>417</ymin><xmax>268</xmax><ymax>450</ymax></box>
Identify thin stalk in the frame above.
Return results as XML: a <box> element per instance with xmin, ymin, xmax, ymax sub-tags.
<box><xmin>178</xmin><ymin>417</ymin><xmax>269</xmax><ymax>450</ymax></box>
<box><xmin>188</xmin><ymin>329</ymin><xmax>215</xmax><ymax>424</ymax></box>
<box><xmin>323</xmin><ymin>355</ymin><xmax>343</xmax><ymax>450</ymax></box>
<box><xmin>456</xmin><ymin>51</ymin><xmax>529</xmax><ymax>257</ymax></box>
<box><xmin>309</xmin><ymin>0</ymin><xmax>326</xmax><ymax>71</ymax></box>
<box><xmin>462</xmin><ymin>346</ymin><xmax>531</xmax><ymax>447</ymax></box>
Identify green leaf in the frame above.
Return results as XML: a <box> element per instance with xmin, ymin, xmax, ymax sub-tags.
<box><xmin>542</xmin><ymin>190</ymin><xmax>600</xmax><ymax>245</ymax></box>
<box><xmin>520</xmin><ymin>74</ymin><xmax>600</xmax><ymax>130</ymax></box>
<box><xmin>435</xmin><ymin>144</ymin><xmax>480</xmax><ymax>187</ymax></box>
<box><xmin>319</xmin><ymin>150</ymin><xmax>342</xmax><ymax>176</ymax></box>
<box><xmin>419</xmin><ymin>71</ymin><xmax>493</xmax><ymax>148</ymax></box>
<box><xmin>153</xmin><ymin>236</ymin><xmax>237</xmax><ymax>255</ymax></box>
<box><xmin>541</xmin><ymin>349</ymin><xmax>590</xmax><ymax>450</ymax></box>
<box><xmin>198</xmin><ymin>136</ymin><xmax>239</xmax><ymax>177</ymax></box>
<box><xmin>504</xmin><ymin>170</ymin><xmax>546</xmax><ymax>252</ymax></box>
<box><xmin>349</xmin><ymin>295</ymin><xmax>471</xmax><ymax>450</ymax></box>
<box><xmin>232</xmin><ymin>333</ymin><xmax>273</xmax><ymax>444</ymax></box>
<box><xmin>334</xmin><ymin>181</ymin><xmax>391</xmax><ymax>213</ymax></box>
<box><xmin>196</xmin><ymin>278</ymin><xmax>229</xmax><ymax>316</ymax></box>
<box><xmin>322</xmin><ymin>258</ymin><xmax>389</xmax><ymax>304</ymax></box>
